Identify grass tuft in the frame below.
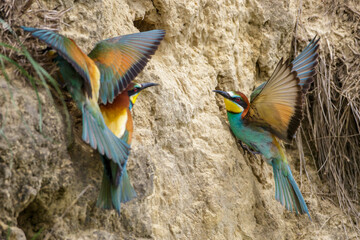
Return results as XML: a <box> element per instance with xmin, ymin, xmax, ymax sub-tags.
<box><xmin>1</xmin><ymin>2</ymin><xmax>72</xmax><ymax>237</ymax></box>
<box><xmin>0</xmin><ymin>18</ymin><xmax>71</xmax><ymax>140</ymax></box>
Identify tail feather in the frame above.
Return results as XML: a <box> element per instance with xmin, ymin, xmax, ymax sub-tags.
<box><xmin>286</xmin><ymin>165</ymin><xmax>310</xmax><ymax>218</ymax></box>
<box><xmin>96</xmin><ymin>156</ymin><xmax>136</xmax><ymax>214</ymax></box>
<box><xmin>282</xmin><ymin>171</ymin><xmax>295</xmax><ymax>211</ymax></box>
<box><xmin>272</xmin><ymin>161</ymin><xmax>311</xmax><ymax>219</ymax></box>
<box><xmin>120</xmin><ymin>167</ymin><xmax>137</xmax><ymax>203</ymax></box>
<box><xmin>97</xmin><ymin>168</ymin><xmax>113</xmax><ymax>210</ymax></box>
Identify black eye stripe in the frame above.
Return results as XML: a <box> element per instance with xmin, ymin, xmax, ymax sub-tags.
<box><xmin>233</xmin><ymin>97</ymin><xmax>247</xmax><ymax>109</ymax></box>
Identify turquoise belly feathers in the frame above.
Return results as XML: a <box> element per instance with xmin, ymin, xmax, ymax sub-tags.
<box><xmin>214</xmin><ymin>37</ymin><xmax>320</xmax><ymax>219</ymax></box>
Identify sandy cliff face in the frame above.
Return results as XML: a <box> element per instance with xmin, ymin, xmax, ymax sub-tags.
<box><xmin>0</xmin><ymin>0</ymin><xmax>358</xmax><ymax>239</ymax></box>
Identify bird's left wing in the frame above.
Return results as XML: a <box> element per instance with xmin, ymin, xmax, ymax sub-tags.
<box><xmin>245</xmin><ymin>37</ymin><xmax>319</xmax><ymax>142</ymax></box>
<box><xmin>249</xmin><ymin>36</ymin><xmax>319</xmax><ymax>102</ymax></box>
<box><xmin>88</xmin><ymin>30</ymin><xmax>165</xmax><ymax>104</ymax></box>
<box><xmin>244</xmin><ymin>58</ymin><xmax>304</xmax><ymax>142</ymax></box>
<box><xmin>292</xmin><ymin>36</ymin><xmax>320</xmax><ymax>93</ymax></box>
<box><xmin>22</xmin><ymin>27</ymin><xmax>97</xmax><ymax>98</ymax></box>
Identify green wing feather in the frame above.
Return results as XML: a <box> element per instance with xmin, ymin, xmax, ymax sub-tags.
<box><xmin>21</xmin><ymin>26</ymin><xmax>95</xmax><ymax>98</ymax></box>
<box><xmin>88</xmin><ymin>30</ymin><xmax>165</xmax><ymax>104</ymax></box>
<box><xmin>250</xmin><ymin>82</ymin><xmax>266</xmax><ymax>102</ymax></box>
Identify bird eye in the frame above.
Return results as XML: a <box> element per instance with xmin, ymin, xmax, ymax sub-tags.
<box><xmin>235</xmin><ymin>98</ymin><xmax>241</xmax><ymax>103</ymax></box>
<box><xmin>134</xmin><ymin>88</ymin><xmax>138</xmax><ymax>92</ymax></box>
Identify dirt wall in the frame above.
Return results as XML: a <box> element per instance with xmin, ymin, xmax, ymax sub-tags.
<box><xmin>0</xmin><ymin>0</ymin><xmax>358</xmax><ymax>239</ymax></box>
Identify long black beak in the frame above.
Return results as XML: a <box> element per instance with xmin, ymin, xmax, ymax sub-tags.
<box><xmin>213</xmin><ymin>90</ymin><xmax>231</xmax><ymax>100</ymax></box>
<box><xmin>141</xmin><ymin>82</ymin><xmax>159</xmax><ymax>90</ymax></box>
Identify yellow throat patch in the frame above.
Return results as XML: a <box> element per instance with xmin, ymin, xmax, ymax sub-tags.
<box><xmin>130</xmin><ymin>93</ymin><xmax>140</xmax><ymax>105</ymax></box>
<box><xmin>224</xmin><ymin>98</ymin><xmax>243</xmax><ymax>113</ymax></box>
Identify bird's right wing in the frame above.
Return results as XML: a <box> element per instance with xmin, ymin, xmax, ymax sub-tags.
<box><xmin>88</xmin><ymin>30</ymin><xmax>165</xmax><ymax>104</ymax></box>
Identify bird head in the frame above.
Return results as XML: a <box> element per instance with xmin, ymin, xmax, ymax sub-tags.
<box><xmin>128</xmin><ymin>82</ymin><xmax>159</xmax><ymax>109</ymax></box>
<box><xmin>213</xmin><ymin>90</ymin><xmax>249</xmax><ymax>115</ymax></box>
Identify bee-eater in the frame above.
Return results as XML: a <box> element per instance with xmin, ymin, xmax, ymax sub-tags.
<box><xmin>97</xmin><ymin>82</ymin><xmax>158</xmax><ymax>212</ymax></box>
<box><xmin>214</xmin><ymin>36</ymin><xmax>320</xmax><ymax>219</ymax></box>
<box><xmin>22</xmin><ymin>27</ymin><xmax>165</xmax><ymax>213</ymax></box>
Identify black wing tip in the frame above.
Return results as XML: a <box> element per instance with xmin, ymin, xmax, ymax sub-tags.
<box><xmin>313</xmin><ymin>35</ymin><xmax>321</xmax><ymax>44</ymax></box>
<box><xmin>109</xmin><ymin>57</ymin><xmax>151</xmax><ymax>101</ymax></box>
<box><xmin>301</xmin><ymin>77</ymin><xmax>314</xmax><ymax>94</ymax></box>
<box><xmin>286</xmin><ymin>36</ymin><xmax>321</xmax><ymax>140</ymax></box>
<box><xmin>284</xmin><ymin>57</ymin><xmax>292</xmax><ymax>66</ymax></box>
<box><xmin>309</xmin><ymin>35</ymin><xmax>320</xmax><ymax>45</ymax></box>
<box><xmin>286</xmin><ymin>105</ymin><xmax>303</xmax><ymax>141</ymax></box>
<box><xmin>143</xmin><ymin>29</ymin><xmax>166</xmax><ymax>39</ymax></box>
<box><xmin>313</xmin><ymin>52</ymin><xmax>319</xmax><ymax>61</ymax></box>
<box><xmin>154</xmin><ymin>29</ymin><xmax>166</xmax><ymax>37</ymax></box>
<box><xmin>309</xmin><ymin>35</ymin><xmax>321</xmax><ymax>53</ymax></box>
<box><xmin>286</xmin><ymin>73</ymin><xmax>304</xmax><ymax>141</ymax></box>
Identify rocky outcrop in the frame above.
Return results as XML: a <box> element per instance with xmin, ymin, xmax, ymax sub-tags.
<box><xmin>0</xmin><ymin>0</ymin><xmax>358</xmax><ymax>239</ymax></box>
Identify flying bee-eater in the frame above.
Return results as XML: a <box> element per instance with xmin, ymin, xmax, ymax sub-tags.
<box><xmin>214</xmin><ymin>36</ymin><xmax>320</xmax><ymax>219</ymax></box>
<box><xmin>97</xmin><ymin>82</ymin><xmax>158</xmax><ymax>212</ymax></box>
<box><xmin>22</xmin><ymin>27</ymin><xmax>165</xmax><ymax>213</ymax></box>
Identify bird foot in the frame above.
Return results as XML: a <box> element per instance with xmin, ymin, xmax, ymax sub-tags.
<box><xmin>238</xmin><ymin>140</ymin><xmax>260</xmax><ymax>155</ymax></box>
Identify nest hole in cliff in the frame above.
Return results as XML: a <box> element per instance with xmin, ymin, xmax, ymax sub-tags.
<box><xmin>17</xmin><ymin>185</ymin><xmax>71</xmax><ymax>239</ymax></box>
<box><xmin>133</xmin><ymin>10</ymin><xmax>159</xmax><ymax>32</ymax></box>
<box><xmin>133</xmin><ymin>18</ymin><xmax>156</xmax><ymax>32</ymax></box>
<box><xmin>17</xmin><ymin>198</ymin><xmax>53</xmax><ymax>239</ymax></box>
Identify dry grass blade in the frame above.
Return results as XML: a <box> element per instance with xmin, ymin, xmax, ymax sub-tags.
<box><xmin>297</xmin><ymin>2</ymin><xmax>360</xmax><ymax>236</ymax></box>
